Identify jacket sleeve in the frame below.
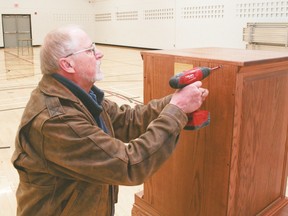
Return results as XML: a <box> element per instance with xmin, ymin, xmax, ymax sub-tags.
<box><xmin>38</xmin><ymin>97</ymin><xmax>188</xmax><ymax>186</ymax></box>
<box><xmin>103</xmin><ymin>95</ymin><xmax>174</xmax><ymax>142</ymax></box>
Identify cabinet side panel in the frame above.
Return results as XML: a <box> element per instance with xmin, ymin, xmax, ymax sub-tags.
<box><xmin>143</xmin><ymin>60</ymin><xmax>236</xmax><ymax>216</ymax></box>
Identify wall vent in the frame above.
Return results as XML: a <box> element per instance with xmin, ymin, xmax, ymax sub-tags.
<box><xmin>116</xmin><ymin>11</ymin><xmax>138</xmax><ymax>21</ymax></box>
<box><xmin>181</xmin><ymin>5</ymin><xmax>224</xmax><ymax>19</ymax></box>
<box><xmin>95</xmin><ymin>13</ymin><xmax>112</xmax><ymax>22</ymax></box>
<box><xmin>236</xmin><ymin>1</ymin><xmax>288</xmax><ymax>18</ymax></box>
<box><xmin>144</xmin><ymin>8</ymin><xmax>174</xmax><ymax>20</ymax></box>
<box><xmin>53</xmin><ymin>14</ymin><xmax>91</xmax><ymax>22</ymax></box>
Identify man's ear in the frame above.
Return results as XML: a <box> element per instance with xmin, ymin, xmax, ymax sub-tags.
<box><xmin>59</xmin><ymin>58</ymin><xmax>75</xmax><ymax>73</ymax></box>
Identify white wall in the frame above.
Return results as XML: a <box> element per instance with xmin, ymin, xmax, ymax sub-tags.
<box><xmin>0</xmin><ymin>0</ymin><xmax>96</xmax><ymax>47</ymax></box>
<box><xmin>1</xmin><ymin>0</ymin><xmax>288</xmax><ymax>49</ymax></box>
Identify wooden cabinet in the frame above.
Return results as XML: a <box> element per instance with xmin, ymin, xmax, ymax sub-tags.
<box><xmin>132</xmin><ymin>47</ymin><xmax>288</xmax><ymax>216</ymax></box>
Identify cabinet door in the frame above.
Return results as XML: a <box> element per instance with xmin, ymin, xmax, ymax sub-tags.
<box><xmin>228</xmin><ymin>63</ymin><xmax>288</xmax><ymax>215</ymax></box>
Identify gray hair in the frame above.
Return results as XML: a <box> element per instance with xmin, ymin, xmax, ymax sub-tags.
<box><xmin>40</xmin><ymin>25</ymin><xmax>82</xmax><ymax>75</ymax></box>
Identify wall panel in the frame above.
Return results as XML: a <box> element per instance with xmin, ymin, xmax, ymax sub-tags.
<box><xmin>0</xmin><ymin>0</ymin><xmax>288</xmax><ymax>49</ymax></box>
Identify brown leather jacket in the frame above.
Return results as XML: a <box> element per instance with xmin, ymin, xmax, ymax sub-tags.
<box><xmin>12</xmin><ymin>74</ymin><xmax>187</xmax><ymax>216</ymax></box>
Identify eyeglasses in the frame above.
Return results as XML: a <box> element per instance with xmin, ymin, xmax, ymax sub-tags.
<box><xmin>65</xmin><ymin>43</ymin><xmax>97</xmax><ymax>58</ymax></box>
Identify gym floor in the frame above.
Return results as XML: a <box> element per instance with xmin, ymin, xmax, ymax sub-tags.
<box><xmin>0</xmin><ymin>44</ymin><xmax>149</xmax><ymax>216</ymax></box>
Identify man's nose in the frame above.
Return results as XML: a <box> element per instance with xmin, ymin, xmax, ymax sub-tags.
<box><xmin>95</xmin><ymin>49</ymin><xmax>104</xmax><ymax>60</ymax></box>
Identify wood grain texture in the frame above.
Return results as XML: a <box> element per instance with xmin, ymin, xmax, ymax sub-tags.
<box><xmin>133</xmin><ymin>47</ymin><xmax>288</xmax><ymax>216</ymax></box>
<box><xmin>229</xmin><ymin>68</ymin><xmax>288</xmax><ymax>215</ymax></box>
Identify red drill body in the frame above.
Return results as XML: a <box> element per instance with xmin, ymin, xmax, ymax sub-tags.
<box><xmin>169</xmin><ymin>66</ymin><xmax>220</xmax><ymax>89</ymax></box>
<box><xmin>169</xmin><ymin>66</ymin><xmax>221</xmax><ymax>130</ymax></box>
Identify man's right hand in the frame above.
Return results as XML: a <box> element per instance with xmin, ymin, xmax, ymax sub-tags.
<box><xmin>169</xmin><ymin>81</ymin><xmax>209</xmax><ymax>114</ymax></box>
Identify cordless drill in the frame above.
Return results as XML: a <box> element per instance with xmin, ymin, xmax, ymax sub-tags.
<box><xmin>169</xmin><ymin>66</ymin><xmax>221</xmax><ymax>130</ymax></box>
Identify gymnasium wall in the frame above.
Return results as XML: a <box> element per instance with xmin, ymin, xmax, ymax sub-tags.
<box><xmin>0</xmin><ymin>0</ymin><xmax>287</xmax><ymax>49</ymax></box>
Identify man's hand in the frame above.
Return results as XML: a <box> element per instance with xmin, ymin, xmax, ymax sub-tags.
<box><xmin>169</xmin><ymin>81</ymin><xmax>209</xmax><ymax>114</ymax></box>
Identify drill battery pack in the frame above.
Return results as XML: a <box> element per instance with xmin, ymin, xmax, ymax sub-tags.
<box><xmin>184</xmin><ymin>110</ymin><xmax>210</xmax><ymax>130</ymax></box>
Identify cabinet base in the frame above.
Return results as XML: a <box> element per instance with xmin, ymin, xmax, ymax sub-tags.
<box><xmin>132</xmin><ymin>191</ymin><xmax>161</xmax><ymax>216</ymax></box>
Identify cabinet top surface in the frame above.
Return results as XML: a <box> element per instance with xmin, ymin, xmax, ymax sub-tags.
<box><xmin>141</xmin><ymin>47</ymin><xmax>288</xmax><ymax>66</ymax></box>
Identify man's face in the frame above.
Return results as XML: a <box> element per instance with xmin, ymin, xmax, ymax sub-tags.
<box><xmin>65</xmin><ymin>29</ymin><xmax>104</xmax><ymax>85</ymax></box>
<box><xmin>72</xmin><ymin>42</ymin><xmax>103</xmax><ymax>83</ymax></box>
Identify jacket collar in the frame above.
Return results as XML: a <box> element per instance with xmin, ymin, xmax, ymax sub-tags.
<box><xmin>49</xmin><ymin>73</ymin><xmax>105</xmax><ymax>118</ymax></box>
<box><xmin>18</xmin><ymin>74</ymin><xmax>106</xmax><ymax>130</ymax></box>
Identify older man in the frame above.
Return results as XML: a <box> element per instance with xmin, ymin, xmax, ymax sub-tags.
<box><xmin>12</xmin><ymin>25</ymin><xmax>208</xmax><ymax>216</ymax></box>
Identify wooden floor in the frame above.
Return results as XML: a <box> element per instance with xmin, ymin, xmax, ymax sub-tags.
<box><xmin>0</xmin><ymin>45</ymin><xmax>148</xmax><ymax>216</ymax></box>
